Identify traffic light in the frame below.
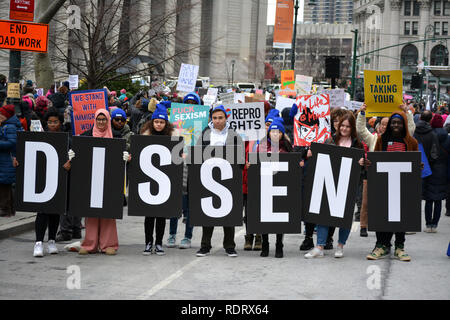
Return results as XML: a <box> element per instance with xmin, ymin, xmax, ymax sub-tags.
<box><xmin>411</xmin><ymin>73</ymin><xmax>422</xmax><ymax>89</ymax></box>
<box><xmin>325</xmin><ymin>57</ymin><xmax>340</xmax><ymax>79</ymax></box>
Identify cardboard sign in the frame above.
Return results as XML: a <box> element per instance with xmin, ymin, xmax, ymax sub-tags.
<box><xmin>128</xmin><ymin>135</ymin><xmax>184</xmax><ymax>218</ymax></box>
<box><xmin>273</xmin><ymin>0</ymin><xmax>293</xmax><ymax>49</ymax></box>
<box><xmin>219</xmin><ymin>92</ymin><xmax>235</xmax><ymax>104</ymax></box>
<box><xmin>275</xmin><ymin>96</ymin><xmax>295</xmax><ymax>112</ymax></box>
<box><xmin>223</xmin><ymin>102</ymin><xmax>265</xmax><ymax>141</ymax></box>
<box><xmin>367</xmin><ymin>151</ymin><xmax>421</xmax><ymax>232</ymax></box>
<box><xmin>69</xmin><ymin>89</ymin><xmax>108</xmax><ymax>136</ymax></box>
<box><xmin>0</xmin><ymin>20</ymin><xmax>48</xmax><ymax>53</ymax></box>
<box><xmin>188</xmin><ymin>146</ymin><xmax>244</xmax><ymax>227</ymax></box>
<box><xmin>176</xmin><ymin>63</ymin><xmax>199</xmax><ymax>93</ymax></box>
<box><xmin>247</xmin><ymin>153</ymin><xmax>303</xmax><ymax>234</ymax></box>
<box><xmin>303</xmin><ymin>143</ymin><xmax>364</xmax><ymax>230</ymax></box>
<box><xmin>7</xmin><ymin>82</ymin><xmax>20</xmax><ymax>98</ymax></box>
<box><xmin>15</xmin><ymin>132</ymin><xmax>68</xmax><ymax>214</ymax></box>
<box><xmin>69</xmin><ymin>75</ymin><xmax>78</xmax><ymax>90</ymax></box>
<box><xmin>170</xmin><ymin>103</ymin><xmax>210</xmax><ymax>148</ymax></box>
<box><xmin>295</xmin><ymin>75</ymin><xmax>313</xmax><ymax>95</ymax></box>
<box><xmin>364</xmin><ymin>70</ymin><xmax>403</xmax><ymax>117</ymax></box>
<box><xmin>68</xmin><ymin>136</ymin><xmax>126</xmax><ymax>219</ymax></box>
<box><xmin>10</xmin><ymin>0</ymin><xmax>35</xmax><ymax>21</ymax></box>
<box><xmin>320</xmin><ymin>89</ymin><xmax>345</xmax><ymax>108</ymax></box>
<box><xmin>244</xmin><ymin>93</ymin><xmax>265</xmax><ymax>103</ymax></box>
<box><xmin>293</xmin><ymin>94</ymin><xmax>331</xmax><ymax>146</ymax></box>
<box><xmin>281</xmin><ymin>70</ymin><xmax>295</xmax><ymax>91</ymax></box>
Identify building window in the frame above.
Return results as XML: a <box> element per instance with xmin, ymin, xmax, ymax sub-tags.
<box><xmin>434</xmin><ymin>1</ymin><xmax>441</xmax><ymax>15</ymax></box>
<box><xmin>404</xmin><ymin>1</ymin><xmax>412</xmax><ymax>15</ymax></box>
<box><xmin>435</xmin><ymin>22</ymin><xmax>440</xmax><ymax>35</ymax></box>
<box><xmin>412</xmin><ymin>21</ymin><xmax>419</xmax><ymax>35</ymax></box>
<box><xmin>443</xmin><ymin>22</ymin><xmax>449</xmax><ymax>35</ymax></box>
<box><xmin>404</xmin><ymin>21</ymin><xmax>411</xmax><ymax>35</ymax></box>
<box><xmin>444</xmin><ymin>1</ymin><xmax>450</xmax><ymax>15</ymax></box>
<box><xmin>413</xmin><ymin>1</ymin><xmax>420</xmax><ymax>15</ymax></box>
<box><xmin>430</xmin><ymin>44</ymin><xmax>449</xmax><ymax>65</ymax></box>
<box><xmin>401</xmin><ymin>44</ymin><xmax>419</xmax><ymax>67</ymax></box>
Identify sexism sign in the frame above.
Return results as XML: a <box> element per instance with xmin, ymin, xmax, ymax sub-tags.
<box><xmin>69</xmin><ymin>89</ymin><xmax>108</xmax><ymax>136</ymax></box>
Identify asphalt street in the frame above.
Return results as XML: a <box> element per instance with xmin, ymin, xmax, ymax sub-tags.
<box><xmin>0</xmin><ymin>206</ymin><xmax>449</xmax><ymax>300</ymax></box>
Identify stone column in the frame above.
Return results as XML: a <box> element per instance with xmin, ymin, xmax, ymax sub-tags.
<box><xmin>388</xmin><ymin>0</ymin><xmax>402</xmax><ymax>70</ymax></box>
<box><xmin>418</xmin><ymin>0</ymin><xmax>432</xmax><ymax>62</ymax></box>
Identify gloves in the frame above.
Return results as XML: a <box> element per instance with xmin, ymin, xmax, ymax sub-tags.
<box><xmin>68</xmin><ymin>149</ymin><xmax>75</xmax><ymax>161</ymax></box>
<box><xmin>123</xmin><ymin>151</ymin><xmax>130</xmax><ymax>161</ymax></box>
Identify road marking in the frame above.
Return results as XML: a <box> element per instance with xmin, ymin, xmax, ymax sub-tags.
<box><xmin>137</xmin><ymin>228</ymin><xmax>246</xmax><ymax>300</ymax></box>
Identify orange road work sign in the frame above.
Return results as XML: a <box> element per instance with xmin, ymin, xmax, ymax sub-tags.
<box><xmin>0</xmin><ymin>20</ymin><xmax>48</xmax><ymax>53</ymax></box>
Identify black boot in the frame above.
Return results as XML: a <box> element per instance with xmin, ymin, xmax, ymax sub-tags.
<box><xmin>300</xmin><ymin>236</ymin><xmax>314</xmax><ymax>251</ymax></box>
<box><xmin>260</xmin><ymin>242</ymin><xmax>269</xmax><ymax>257</ymax></box>
<box><xmin>360</xmin><ymin>228</ymin><xmax>368</xmax><ymax>237</ymax></box>
<box><xmin>275</xmin><ymin>242</ymin><xmax>283</xmax><ymax>258</ymax></box>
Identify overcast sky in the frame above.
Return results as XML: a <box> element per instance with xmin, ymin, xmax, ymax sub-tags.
<box><xmin>267</xmin><ymin>0</ymin><xmax>305</xmax><ymax>25</ymax></box>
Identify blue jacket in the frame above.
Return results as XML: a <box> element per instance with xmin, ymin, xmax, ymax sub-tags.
<box><xmin>0</xmin><ymin>115</ymin><xmax>23</xmax><ymax>184</ymax></box>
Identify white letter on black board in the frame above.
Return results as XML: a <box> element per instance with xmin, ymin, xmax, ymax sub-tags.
<box><xmin>260</xmin><ymin>162</ymin><xmax>289</xmax><ymax>222</ymax></box>
<box><xmin>138</xmin><ymin>145</ymin><xmax>171</xmax><ymax>205</ymax></box>
<box><xmin>309</xmin><ymin>153</ymin><xmax>352</xmax><ymax>218</ymax></box>
<box><xmin>200</xmin><ymin>158</ymin><xmax>233</xmax><ymax>218</ymax></box>
<box><xmin>23</xmin><ymin>141</ymin><xmax>59</xmax><ymax>203</ymax></box>
<box><xmin>377</xmin><ymin>162</ymin><xmax>411</xmax><ymax>222</ymax></box>
<box><xmin>90</xmin><ymin>147</ymin><xmax>105</xmax><ymax>208</ymax></box>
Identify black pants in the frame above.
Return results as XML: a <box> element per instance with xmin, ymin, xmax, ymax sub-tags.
<box><xmin>144</xmin><ymin>217</ymin><xmax>166</xmax><ymax>245</ymax></box>
<box><xmin>305</xmin><ymin>222</ymin><xmax>335</xmax><ymax>243</ymax></box>
<box><xmin>58</xmin><ymin>213</ymin><xmax>82</xmax><ymax>236</ymax></box>
<box><xmin>201</xmin><ymin>226</ymin><xmax>235</xmax><ymax>250</ymax></box>
<box><xmin>0</xmin><ymin>184</ymin><xmax>15</xmax><ymax>216</ymax></box>
<box><xmin>376</xmin><ymin>232</ymin><xmax>405</xmax><ymax>248</ymax></box>
<box><xmin>262</xmin><ymin>234</ymin><xmax>283</xmax><ymax>245</ymax></box>
<box><xmin>35</xmin><ymin>213</ymin><xmax>60</xmax><ymax>242</ymax></box>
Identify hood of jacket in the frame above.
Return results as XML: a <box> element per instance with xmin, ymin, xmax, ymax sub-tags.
<box><xmin>414</xmin><ymin>119</ymin><xmax>433</xmax><ymax>135</ymax></box>
<box><xmin>2</xmin><ymin>115</ymin><xmax>22</xmax><ymax>129</ymax></box>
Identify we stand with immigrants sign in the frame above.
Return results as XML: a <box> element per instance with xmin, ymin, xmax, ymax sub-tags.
<box><xmin>14</xmin><ymin>133</ymin><xmax>422</xmax><ymax>233</ymax></box>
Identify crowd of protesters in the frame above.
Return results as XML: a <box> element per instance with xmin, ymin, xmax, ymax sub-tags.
<box><xmin>1</xmin><ymin>74</ymin><xmax>449</xmax><ymax>261</ymax></box>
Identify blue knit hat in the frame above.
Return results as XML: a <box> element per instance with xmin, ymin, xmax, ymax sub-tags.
<box><xmin>268</xmin><ymin>118</ymin><xmax>285</xmax><ymax>134</ymax></box>
<box><xmin>265</xmin><ymin>109</ymin><xmax>280</xmax><ymax>123</ymax></box>
<box><xmin>159</xmin><ymin>100</ymin><xmax>171</xmax><ymax>109</ymax></box>
<box><xmin>183</xmin><ymin>92</ymin><xmax>201</xmax><ymax>105</ymax></box>
<box><xmin>111</xmin><ymin>108</ymin><xmax>127</xmax><ymax>120</ymax></box>
<box><xmin>152</xmin><ymin>104</ymin><xmax>169</xmax><ymax>121</ymax></box>
<box><xmin>141</xmin><ymin>98</ymin><xmax>149</xmax><ymax>109</ymax></box>
<box><xmin>211</xmin><ymin>105</ymin><xmax>227</xmax><ymax>117</ymax></box>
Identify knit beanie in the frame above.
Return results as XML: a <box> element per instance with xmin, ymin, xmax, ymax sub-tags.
<box><xmin>268</xmin><ymin>118</ymin><xmax>285</xmax><ymax>134</ymax></box>
<box><xmin>151</xmin><ymin>104</ymin><xmax>169</xmax><ymax>121</ymax></box>
<box><xmin>0</xmin><ymin>104</ymin><xmax>15</xmax><ymax>119</ymax></box>
<box><xmin>211</xmin><ymin>105</ymin><xmax>227</xmax><ymax>118</ymax></box>
<box><xmin>183</xmin><ymin>92</ymin><xmax>201</xmax><ymax>105</ymax></box>
<box><xmin>265</xmin><ymin>109</ymin><xmax>280</xmax><ymax>123</ymax></box>
<box><xmin>111</xmin><ymin>108</ymin><xmax>127</xmax><ymax>120</ymax></box>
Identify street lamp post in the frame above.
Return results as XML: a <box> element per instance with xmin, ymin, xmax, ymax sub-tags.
<box><xmin>231</xmin><ymin>59</ymin><xmax>236</xmax><ymax>87</ymax></box>
<box><xmin>290</xmin><ymin>0</ymin><xmax>300</xmax><ymax>70</ymax></box>
<box><xmin>421</xmin><ymin>25</ymin><xmax>435</xmax><ymax>101</ymax></box>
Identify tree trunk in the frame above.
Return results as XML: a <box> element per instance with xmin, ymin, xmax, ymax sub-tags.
<box><xmin>118</xmin><ymin>0</ymin><xmax>131</xmax><ymax>58</ymax></box>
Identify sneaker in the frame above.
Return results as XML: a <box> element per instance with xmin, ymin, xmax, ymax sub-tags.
<box><xmin>78</xmin><ymin>248</ymin><xmax>89</xmax><ymax>255</ymax></box>
<box><xmin>394</xmin><ymin>247</ymin><xmax>411</xmax><ymax>262</ymax></box>
<box><xmin>179</xmin><ymin>238</ymin><xmax>191</xmax><ymax>249</ymax></box>
<box><xmin>334</xmin><ymin>246</ymin><xmax>344</xmax><ymax>258</ymax></box>
<box><xmin>47</xmin><ymin>240</ymin><xmax>58</xmax><ymax>254</ymax></box>
<box><xmin>226</xmin><ymin>248</ymin><xmax>238</xmax><ymax>257</ymax></box>
<box><xmin>431</xmin><ymin>227</ymin><xmax>437</xmax><ymax>233</ymax></box>
<box><xmin>196</xmin><ymin>247</ymin><xmax>210</xmax><ymax>257</ymax></box>
<box><xmin>304</xmin><ymin>247</ymin><xmax>324</xmax><ymax>259</ymax></box>
<box><xmin>166</xmin><ymin>234</ymin><xmax>176</xmax><ymax>248</ymax></box>
<box><xmin>105</xmin><ymin>247</ymin><xmax>116</xmax><ymax>255</ymax></box>
<box><xmin>405</xmin><ymin>232</ymin><xmax>416</xmax><ymax>235</ymax></box>
<box><xmin>155</xmin><ymin>244</ymin><xmax>165</xmax><ymax>256</ymax></box>
<box><xmin>33</xmin><ymin>241</ymin><xmax>44</xmax><ymax>257</ymax></box>
<box><xmin>424</xmin><ymin>227</ymin><xmax>432</xmax><ymax>233</ymax></box>
<box><xmin>360</xmin><ymin>228</ymin><xmax>368</xmax><ymax>237</ymax></box>
<box><xmin>324</xmin><ymin>241</ymin><xmax>333</xmax><ymax>250</ymax></box>
<box><xmin>366</xmin><ymin>245</ymin><xmax>390</xmax><ymax>260</ymax></box>
<box><xmin>299</xmin><ymin>237</ymin><xmax>314</xmax><ymax>251</ymax></box>
<box><xmin>142</xmin><ymin>242</ymin><xmax>153</xmax><ymax>256</ymax></box>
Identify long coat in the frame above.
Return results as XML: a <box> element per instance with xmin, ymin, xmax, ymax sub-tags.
<box><xmin>0</xmin><ymin>115</ymin><xmax>23</xmax><ymax>184</ymax></box>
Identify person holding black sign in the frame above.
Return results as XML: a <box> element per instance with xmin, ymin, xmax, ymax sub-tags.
<box><xmin>140</xmin><ymin>104</ymin><xmax>173</xmax><ymax>256</ymax></box>
<box><xmin>305</xmin><ymin>111</ymin><xmax>365</xmax><ymax>259</ymax></box>
<box><xmin>366</xmin><ymin>111</ymin><xmax>419</xmax><ymax>261</ymax></box>
<box><xmin>196</xmin><ymin>105</ymin><xmax>244</xmax><ymax>258</ymax></box>
<box><xmin>70</xmin><ymin>109</ymin><xmax>130</xmax><ymax>256</ymax></box>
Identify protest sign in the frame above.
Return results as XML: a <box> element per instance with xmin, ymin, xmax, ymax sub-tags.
<box><xmin>69</xmin><ymin>136</ymin><xmax>126</xmax><ymax>219</ymax></box>
<box><xmin>30</xmin><ymin>120</ymin><xmax>44</xmax><ymax>132</ymax></box>
<box><xmin>15</xmin><ymin>132</ymin><xmax>68</xmax><ymax>214</ymax></box>
<box><xmin>176</xmin><ymin>63</ymin><xmax>199</xmax><ymax>93</ymax></box>
<box><xmin>256</xmin><ymin>89</ymin><xmax>263</xmax><ymax>95</ymax></box>
<box><xmin>364</xmin><ymin>70</ymin><xmax>403</xmax><ymax>117</ymax></box>
<box><xmin>244</xmin><ymin>93</ymin><xmax>265</xmax><ymax>103</ymax></box>
<box><xmin>188</xmin><ymin>146</ymin><xmax>244</xmax><ymax>227</ymax></box>
<box><xmin>69</xmin><ymin>89</ymin><xmax>108</xmax><ymax>136</ymax></box>
<box><xmin>295</xmin><ymin>75</ymin><xmax>313</xmax><ymax>95</ymax></box>
<box><xmin>281</xmin><ymin>70</ymin><xmax>295</xmax><ymax>91</ymax></box>
<box><xmin>275</xmin><ymin>96</ymin><xmax>295</xmax><ymax>112</ymax></box>
<box><xmin>273</xmin><ymin>0</ymin><xmax>293</xmax><ymax>49</ymax></box>
<box><xmin>234</xmin><ymin>93</ymin><xmax>245</xmax><ymax>104</ymax></box>
<box><xmin>7</xmin><ymin>82</ymin><xmax>20</xmax><ymax>98</ymax></box>
<box><xmin>69</xmin><ymin>75</ymin><xmax>78</xmax><ymax>90</ymax></box>
<box><xmin>10</xmin><ymin>0</ymin><xmax>35</xmax><ymax>21</ymax></box>
<box><xmin>202</xmin><ymin>95</ymin><xmax>216</xmax><ymax>106</ymax></box>
<box><xmin>223</xmin><ymin>102</ymin><xmax>265</xmax><ymax>141</ymax></box>
<box><xmin>367</xmin><ymin>151</ymin><xmax>421</xmax><ymax>232</ymax></box>
<box><xmin>293</xmin><ymin>94</ymin><xmax>331</xmax><ymax>146</ymax></box>
<box><xmin>36</xmin><ymin>88</ymin><xmax>44</xmax><ymax>96</ymax></box>
<box><xmin>128</xmin><ymin>135</ymin><xmax>184</xmax><ymax>218</ymax></box>
<box><xmin>247</xmin><ymin>153</ymin><xmax>303</xmax><ymax>234</ymax></box>
<box><xmin>170</xmin><ymin>103</ymin><xmax>210</xmax><ymax>148</ymax></box>
<box><xmin>207</xmin><ymin>88</ymin><xmax>218</xmax><ymax>99</ymax></box>
<box><xmin>303</xmin><ymin>143</ymin><xmax>364</xmax><ymax>229</ymax></box>
<box><xmin>219</xmin><ymin>92</ymin><xmax>235</xmax><ymax>104</ymax></box>
<box><xmin>320</xmin><ymin>89</ymin><xmax>345</xmax><ymax>108</ymax></box>
<box><xmin>0</xmin><ymin>20</ymin><xmax>48</xmax><ymax>53</ymax></box>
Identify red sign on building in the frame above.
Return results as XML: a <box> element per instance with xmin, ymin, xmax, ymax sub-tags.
<box><xmin>10</xmin><ymin>0</ymin><xmax>35</xmax><ymax>22</ymax></box>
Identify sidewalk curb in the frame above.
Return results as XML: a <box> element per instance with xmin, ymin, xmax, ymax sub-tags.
<box><xmin>0</xmin><ymin>215</ymin><xmax>36</xmax><ymax>240</ymax></box>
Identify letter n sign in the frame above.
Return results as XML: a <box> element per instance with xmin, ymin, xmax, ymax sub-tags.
<box><xmin>367</xmin><ymin>152</ymin><xmax>421</xmax><ymax>232</ymax></box>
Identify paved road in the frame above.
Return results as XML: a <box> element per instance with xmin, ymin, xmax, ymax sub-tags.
<box><xmin>0</xmin><ymin>207</ymin><xmax>449</xmax><ymax>300</ymax></box>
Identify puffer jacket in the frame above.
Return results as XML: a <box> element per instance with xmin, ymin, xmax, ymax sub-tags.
<box><xmin>0</xmin><ymin>115</ymin><xmax>23</xmax><ymax>184</ymax></box>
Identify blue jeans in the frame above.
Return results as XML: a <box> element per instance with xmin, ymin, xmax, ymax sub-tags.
<box><xmin>425</xmin><ymin>200</ymin><xmax>441</xmax><ymax>227</ymax></box>
<box><xmin>317</xmin><ymin>225</ymin><xmax>350</xmax><ymax>247</ymax></box>
<box><xmin>169</xmin><ymin>194</ymin><xmax>193</xmax><ymax>239</ymax></box>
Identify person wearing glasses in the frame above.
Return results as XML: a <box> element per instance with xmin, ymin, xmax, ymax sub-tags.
<box><xmin>110</xmin><ymin>108</ymin><xmax>133</xmax><ymax>152</ymax></box>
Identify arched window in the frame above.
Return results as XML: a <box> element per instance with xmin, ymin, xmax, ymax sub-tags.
<box><xmin>400</xmin><ymin>44</ymin><xmax>418</xmax><ymax>67</ymax></box>
<box><xmin>430</xmin><ymin>44</ymin><xmax>449</xmax><ymax>66</ymax></box>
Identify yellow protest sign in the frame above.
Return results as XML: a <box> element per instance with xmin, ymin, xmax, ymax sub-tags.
<box><xmin>364</xmin><ymin>70</ymin><xmax>403</xmax><ymax>117</ymax></box>
<box><xmin>7</xmin><ymin>83</ymin><xmax>20</xmax><ymax>99</ymax></box>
